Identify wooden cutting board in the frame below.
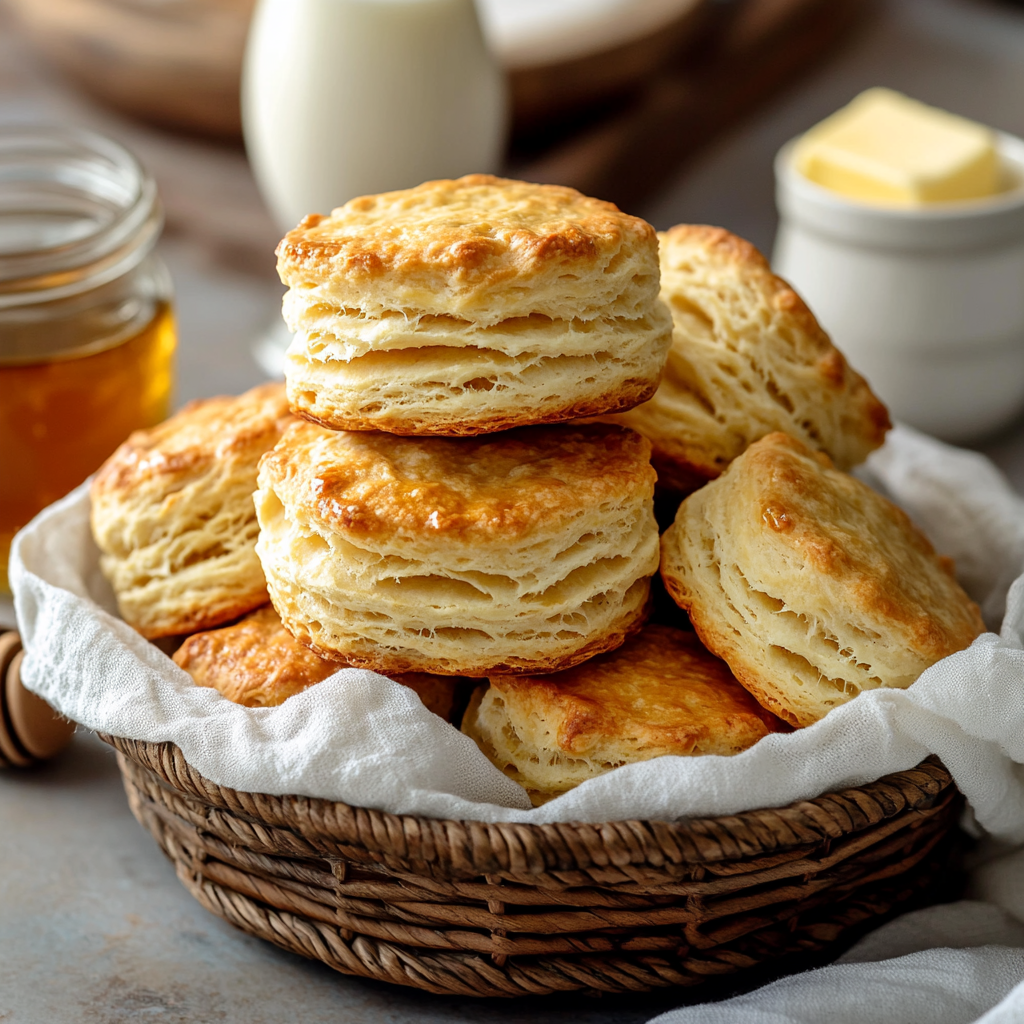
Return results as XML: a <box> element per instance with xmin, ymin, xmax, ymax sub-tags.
<box><xmin>513</xmin><ymin>0</ymin><xmax>872</xmax><ymax>210</ymax></box>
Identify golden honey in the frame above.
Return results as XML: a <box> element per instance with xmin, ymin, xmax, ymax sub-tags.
<box><xmin>0</xmin><ymin>126</ymin><xmax>177</xmax><ymax>592</ymax></box>
<box><xmin>0</xmin><ymin>304</ymin><xmax>176</xmax><ymax>587</ymax></box>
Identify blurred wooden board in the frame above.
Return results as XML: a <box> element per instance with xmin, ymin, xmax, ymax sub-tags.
<box><xmin>4</xmin><ymin>0</ymin><xmax>869</xmax><ymax>227</ymax></box>
<box><xmin>4</xmin><ymin>0</ymin><xmax>253</xmax><ymax>138</ymax></box>
<box><xmin>508</xmin><ymin>0</ymin><xmax>712</xmax><ymax>127</ymax></box>
<box><xmin>514</xmin><ymin>0</ymin><xmax>872</xmax><ymax>209</ymax></box>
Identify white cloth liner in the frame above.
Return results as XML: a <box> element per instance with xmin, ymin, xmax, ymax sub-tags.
<box><xmin>10</xmin><ymin>423</ymin><xmax>1024</xmax><ymax>832</ymax></box>
<box><xmin>12</xmin><ymin>422</ymin><xmax>1024</xmax><ymax>1021</ymax></box>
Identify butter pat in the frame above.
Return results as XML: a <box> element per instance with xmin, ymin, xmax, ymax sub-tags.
<box><xmin>794</xmin><ymin>88</ymin><xmax>999</xmax><ymax>205</ymax></box>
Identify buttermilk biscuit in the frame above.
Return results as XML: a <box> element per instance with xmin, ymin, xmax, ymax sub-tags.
<box><xmin>604</xmin><ymin>226</ymin><xmax>890</xmax><ymax>492</ymax></box>
<box><xmin>254</xmin><ymin>421</ymin><xmax>659</xmax><ymax>675</ymax></box>
<box><xmin>91</xmin><ymin>383</ymin><xmax>294</xmax><ymax>638</ymax></box>
<box><xmin>660</xmin><ymin>432</ymin><xmax>985</xmax><ymax>727</ymax></box>
<box><xmin>462</xmin><ymin>625</ymin><xmax>787</xmax><ymax>805</ymax></box>
<box><xmin>277</xmin><ymin>174</ymin><xmax>672</xmax><ymax>434</ymax></box>
<box><xmin>173</xmin><ymin>605</ymin><xmax>461</xmax><ymax>720</ymax></box>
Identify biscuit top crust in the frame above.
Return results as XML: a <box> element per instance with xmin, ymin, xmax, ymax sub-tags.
<box><xmin>275</xmin><ymin>175</ymin><xmax>660</xmax><ymax>323</ymax></box>
<box><xmin>173</xmin><ymin>605</ymin><xmax>338</xmax><ymax>707</ymax></box>
<box><xmin>487</xmin><ymin>625</ymin><xmax>786</xmax><ymax>756</ymax></box>
<box><xmin>259</xmin><ymin>420</ymin><xmax>655</xmax><ymax>545</ymax></box>
<box><xmin>659</xmin><ymin>225</ymin><xmax>891</xmax><ymax>456</ymax></box>
<box><xmin>721</xmin><ymin>432</ymin><xmax>984</xmax><ymax>659</ymax></box>
<box><xmin>92</xmin><ymin>383</ymin><xmax>293</xmax><ymax>497</ymax></box>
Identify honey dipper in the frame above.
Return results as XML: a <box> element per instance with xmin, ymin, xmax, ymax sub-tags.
<box><xmin>0</xmin><ymin>631</ymin><xmax>75</xmax><ymax>768</ymax></box>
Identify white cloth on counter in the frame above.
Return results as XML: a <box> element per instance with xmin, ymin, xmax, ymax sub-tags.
<box><xmin>652</xmin><ymin>823</ymin><xmax>1024</xmax><ymax>1024</ymax></box>
<box><xmin>654</xmin><ymin>939</ymin><xmax>1024</xmax><ymax>1023</ymax></box>
<box><xmin>480</xmin><ymin>0</ymin><xmax>700</xmax><ymax>67</ymax></box>
<box><xmin>10</xmin><ymin>423</ymin><xmax>1024</xmax><ymax>832</ymax></box>
<box><xmin>652</xmin><ymin>893</ymin><xmax>1024</xmax><ymax>1024</ymax></box>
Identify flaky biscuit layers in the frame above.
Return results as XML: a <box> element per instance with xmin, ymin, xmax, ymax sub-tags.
<box><xmin>91</xmin><ymin>383</ymin><xmax>294</xmax><ymax>638</ymax></box>
<box><xmin>462</xmin><ymin>625</ymin><xmax>787</xmax><ymax>805</ymax></box>
<box><xmin>254</xmin><ymin>421</ymin><xmax>660</xmax><ymax>675</ymax></box>
<box><xmin>173</xmin><ymin>605</ymin><xmax>462</xmax><ymax>720</ymax></box>
<box><xmin>660</xmin><ymin>432</ymin><xmax>985</xmax><ymax>727</ymax></box>
<box><xmin>605</xmin><ymin>226</ymin><xmax>890</xmax><ymax>491</ymax></box>
<box><xmin>277</xmin><ymin>175</ymin><xmax>673</xmax><ymax>435</ymax></box>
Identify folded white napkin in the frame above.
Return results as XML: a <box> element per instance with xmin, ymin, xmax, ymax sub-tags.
<box><xmin>652</xmin><ymin>891</ymin><xmax>1024</xmax><ymax>1024</ymax></box>
<box><xmin>9</xmin><ymin>424</ymin><xmax>1024</xmax><ymax>835</ymax></box>
<box><xmin>654</xmin><ymin>934</ymin><xmax>1024</xmax><ymax>1024</ymax></box>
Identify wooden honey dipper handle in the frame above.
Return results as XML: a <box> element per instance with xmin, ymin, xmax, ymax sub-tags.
<box><xmin>0</xmin><ymin>630</ymin><xmax>75</xmax><ymax>768</ymax></box>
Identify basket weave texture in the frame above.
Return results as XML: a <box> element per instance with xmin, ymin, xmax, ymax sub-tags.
<box><xmin>105</xmin><ymin>735</ymin><xmax>961</xmax><ymax>998</ymax></box>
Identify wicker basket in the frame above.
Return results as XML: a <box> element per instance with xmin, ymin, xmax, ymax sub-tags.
<box><xmin>104</xmin><ymin>735</ymin><xmax>961</xmax><ymax>999</ymax></box>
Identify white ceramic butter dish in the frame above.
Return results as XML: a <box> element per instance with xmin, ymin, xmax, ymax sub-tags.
<box><xmin>773</xmin><ymin>131</ymin><xmax>1024</xmax><ymax>442</ymax></box>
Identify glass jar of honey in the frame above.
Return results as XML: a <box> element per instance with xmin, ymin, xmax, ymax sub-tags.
<box><xmin>0</xmin><ymin>126</ymin><xmax>176</xmax><ymax>590</ymax></box>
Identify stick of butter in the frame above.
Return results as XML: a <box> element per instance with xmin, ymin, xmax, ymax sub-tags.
<box><xmin>794</xmin><ymin>88</ymin><xmax>999</xmax><ymax>205</ymax></box>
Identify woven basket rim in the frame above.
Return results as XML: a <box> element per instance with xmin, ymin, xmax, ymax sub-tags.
<box><xmin>101</xmin><ymin>733</ymin><xmax>954</xmax><ymax>879</ymax></box>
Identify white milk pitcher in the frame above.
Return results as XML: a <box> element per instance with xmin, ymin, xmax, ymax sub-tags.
<box><xmin>243</xmin><ymin>0</ymin><xmax>508</xmax><ymax>231</ymax></box>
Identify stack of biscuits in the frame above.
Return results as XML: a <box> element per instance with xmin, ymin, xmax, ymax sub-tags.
<box><xmin>91</xmin><ymin>175</ymin><xmax>986</xmax><ymax>807</ymax></box>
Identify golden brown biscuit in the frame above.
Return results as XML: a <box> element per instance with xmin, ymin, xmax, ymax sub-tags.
<box><xmin>91</xmin><ymin>383</ymin><xmax>294</xmax><ymax>638</ymax></box>
<box><xmin>276</xmin><ymin>174</ymin><xmax>672</xmax><ymax>434</ymax></box>
<box><xmin>277</xmin><ymin>174</ymin><xmax>660</xmax><ymax>323</ymax></box>
<box><xmin>660</xmin><ymin>432</ymin><xmax>985</xmax><ymax>727</ymax></box>
<box><xmin>254</xmin><ymin>421</ymin><xmax>659</xmax><ymax>675</ymax></box>
<box><xmin>462</xmin><ymin>624</ymin><xmax>787</xmax><ymax>805</ymax></box>
<box><xmin>173</xmin><ymin>605</ymin><xmax>462</xmax><ymax>719</ymax></box>
<box><xmin>173</xmin><ymin>605</ymin><xmax>333</xmax><ymax>706</ymax></box>
<box><xmin>603</xmin><ymin>226</ymin><xmax>890</xmax><ymax>491</ymax></box>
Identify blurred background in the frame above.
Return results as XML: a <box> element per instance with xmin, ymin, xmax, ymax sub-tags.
<box><xmin>4</xmin><ymin>0</ymin><xmax>1024</xmax><ymax>624</ymax></box>
<box><xmin>3</xmin><ymin>1</ymin><xmax>1021</xmax><ymax>390</ymax></box>
<box><xmin>2</xmin><ymin>2</ymin><xmax>1024</xmax><ymax>1002</ymax></box>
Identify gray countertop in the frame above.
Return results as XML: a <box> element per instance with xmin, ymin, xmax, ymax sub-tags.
<box><xmin>0</xmin><ymin>731</ymin><xmax>695</xmax><ymax>1024</ymax></box>
<box><xmin>4</xmin><ymin>0</ymin><xmax>1024</xmax><ymax>1019</ymax></box>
